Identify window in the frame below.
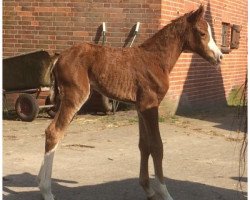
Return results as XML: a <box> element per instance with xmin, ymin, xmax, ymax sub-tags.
<box><xmin>230</xmin><ymin>25</ymin><xmax>241</xmax><ymax>49</ymax></box>
<box><xmin>221</xmin><ymin>23</ymin><xmax>241</xmax><ymax>53</ymax></box>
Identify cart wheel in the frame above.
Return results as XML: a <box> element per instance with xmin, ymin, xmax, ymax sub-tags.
<box><xmin>45</xmin><ymin>96</ymin><xmax>57</xmax><ymax>118</ymax></box>
<box><xmin>15</xmin><ymin>94</ymin><xmax>39</xmax><ymax>122</ymax></box>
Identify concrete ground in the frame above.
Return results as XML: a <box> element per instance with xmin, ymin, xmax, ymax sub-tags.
<box><xmin>3</xmin><ymin>109</ymin><xmax>247</xmax><ymax>200</ymax></box>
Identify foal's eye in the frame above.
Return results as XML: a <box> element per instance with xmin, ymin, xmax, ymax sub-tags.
<box><xmin>199</xmin><ymin>32</ymin><xmax>206</xmax><ymax>37</ymax></box>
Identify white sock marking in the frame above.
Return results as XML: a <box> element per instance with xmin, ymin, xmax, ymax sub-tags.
<box><xmin>155</xmin><ymin>177</ymin><xmax>174</xmax><ymax>200</ymax></box>
<box><xmin>38</xmin><ymin>144</ymin><xmax>58</xmax><ymax>200</ymax></box>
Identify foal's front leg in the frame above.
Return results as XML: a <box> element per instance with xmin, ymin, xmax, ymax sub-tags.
<box><xmin>138</xmin><ymin>115</ymin><xmax>155</xmax><ymax>199</ymax></box>
<box><xmin>139</xmin><ymin>107</ymin><xmax>173</xmax><ymax>200</ymax></box>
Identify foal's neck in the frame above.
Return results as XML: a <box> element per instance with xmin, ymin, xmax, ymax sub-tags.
<box><xmin>140</xmin><ymin>20</ymin><xmax>186</xmax><ymax>72</ymax></box>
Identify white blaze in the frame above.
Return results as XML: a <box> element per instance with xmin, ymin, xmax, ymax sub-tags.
<box><xmin>207</xmin><ymin>22</ymin><xmax>223</xmax><ymax>61</ymax></box>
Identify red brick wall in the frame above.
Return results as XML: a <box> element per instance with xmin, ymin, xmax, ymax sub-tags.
<box><xmin>3</xmin><ymin>0</ymin><xmax>247</xmax><ymax>112</ymax></box>
<box><xmin>160</xmin><ymin>0</ymin><xmax>247</xmax><ymax>112</ymax></box>
<box><xmin>3</xmin><ymin>0</ymin><xmax>161</xmax><ymax>56</ymax></box>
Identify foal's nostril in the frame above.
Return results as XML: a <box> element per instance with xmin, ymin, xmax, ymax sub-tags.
<box><xmin>220</xmin><ymin>54</ymin><xmax>223</xmax><ymax>60</ymax></box>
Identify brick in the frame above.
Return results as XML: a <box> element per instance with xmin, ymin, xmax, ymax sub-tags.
<box><xmin>21</xmin><ymin>43</ymin><xmax>35</xmax><ymax>48</ymax></box>
<box><xmin>35</xmin><ymin>7</ymin><xmax>55</xmax><ymax>12</ymax></box>
<box><xmin>31</xmin><ymin>21</ymin><xmax>39</xmax><ymax>26</ymax></box>
<box><xmin>53</xmin><ymin>3</ymin><xmax>68</xmax><ymax>7</ymax></box>
<box><xmin>35</xmin><ymin>16</ymin><xmax>54</xmax><ymax>21</ymax></box>
<box><xmin>21</xmin><ymin>6</ymin><xmax>34</xmax><ymax>12</ymax></box>
<box><xmin>18</xmin><ymin>21</ymin><xmax>31</xmax><ymax>25</ymax></box>
<box><xmin>73</xmin><ymin>31</ymin><xmax>89</xmax><ymax>37</ymax></box>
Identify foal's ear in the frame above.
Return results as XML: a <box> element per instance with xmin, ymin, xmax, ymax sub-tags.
<box><xmin>187</xmin><ymin>5</ymin><xmax>205</xmax><ymax>24</ymax></box>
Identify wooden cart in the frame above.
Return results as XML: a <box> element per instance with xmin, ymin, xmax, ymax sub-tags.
<box><xmin>3</xmin><ymin>50</ymin><xmax>56</xmax><ymax>121</ymax></box>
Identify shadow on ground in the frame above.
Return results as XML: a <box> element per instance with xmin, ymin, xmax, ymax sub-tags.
<box><xmin>3</xmin><ymin>173</ymin><xmax>246</xmax><ymax>200</ymax></box>
<box><xmin>231</xmin><ymin>177</ymin><xmax>248</xmax><ymax>183</ymax></box>
<box><xmin>3</xmin><ymin>110</ymin><xmax>52</xmax><ymax>121</ymax></box>
<box><xmin>176</xmin><ymin>105</ymin><xmax>246</xmax><ymax>132</ymax></box>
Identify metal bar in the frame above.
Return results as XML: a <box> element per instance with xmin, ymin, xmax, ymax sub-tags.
<box><xmin>3</xmin><ymin>89</ymin><xmax>38</xmax><ymax>94</ymax></box>
<box><xmin>100</xmin><ymin>22</ymin><xmax>113</xmax><ymax>113</ymax></box>
<box><xmin>39</xmin><ymin>105</ymin><xmax>54</xmax><ymax>109</ymax></box>
<box><xmin>102</xmin><ymin>22</ymin><xmax>106</xmax><ymax>46</ymax></box>
<box><xmin>3</xmin><ymin>87</ymin><xmax>50</xmax><ymax>95</ymax></box>
<box><xmin>129</xmin><ymin>22</ymin><xmax>140</xmax><ymax>47</ymax></box>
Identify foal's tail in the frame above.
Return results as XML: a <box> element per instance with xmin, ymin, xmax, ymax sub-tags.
<box><xmin>49</xmin><ymin>53</ymin><xmax>60</xmax><ymax>105</ymax></box>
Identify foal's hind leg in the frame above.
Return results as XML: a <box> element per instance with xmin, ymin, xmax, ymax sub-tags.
<box><xmin>139</xmin><ymin>107</ymin><xmax>173</xmax><ymax>200</ymax></box>
<box><xmin>38</xmin><ymin>85</ymin><xmax>90</xmax><ymax>200</ymax></box>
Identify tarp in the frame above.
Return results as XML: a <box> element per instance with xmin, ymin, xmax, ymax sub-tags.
<box><xmin>3</xmin><ymin>50</ymin><xmax>52</xmax><ymax>91</ymax></box>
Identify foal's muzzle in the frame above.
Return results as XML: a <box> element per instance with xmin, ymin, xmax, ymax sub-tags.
<box><xmin>209</xmin><ymin>51</ymin><xmax>223</xmax><ymax>66</ymax></box>
<box><xmin>217</xmin><ymin>53</ymin><xmax>223</xmax><ymax>63</ymax></box>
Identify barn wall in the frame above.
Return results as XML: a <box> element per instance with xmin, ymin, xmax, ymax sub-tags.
<box><xmin>160</xmin><ymin>0</ymin><xmax>247</xmax><ymax>113</ymax></box>
<box><xmin>3</xmin><ymin>0</ymin><xmax>248</xmax><ymax>113</ymax></box>
<box><xmin>3</xmin><ymin>0</ymin><xmax>161</xmax><ymax>56</ymax></box>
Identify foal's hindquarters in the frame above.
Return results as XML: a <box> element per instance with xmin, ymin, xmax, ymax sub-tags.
<box><xmin>37</xmin><ymin>53</ymin><xmax>91</xmax><ymax>200</ymax></box>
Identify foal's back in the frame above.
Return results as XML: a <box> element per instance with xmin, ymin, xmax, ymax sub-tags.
<box><xmin>56</xmin><ymin>43</ymin><xmax>167</xmax><ymax>104</ymax></box>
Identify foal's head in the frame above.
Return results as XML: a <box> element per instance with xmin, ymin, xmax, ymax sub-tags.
<box><xmin>183</xmin><ymin>5</ymin><xmax>223</xmax><ymax>65</ymax></box>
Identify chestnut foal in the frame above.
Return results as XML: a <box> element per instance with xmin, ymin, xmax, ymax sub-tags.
<box><xmin>38</xmin><ymin>5</ymin><xmax>222</xmax><ymax>200</ymax></box>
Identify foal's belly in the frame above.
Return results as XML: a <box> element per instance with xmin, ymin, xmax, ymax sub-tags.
<box><xmin>89</xmin><ymin>70</ymin><xmax>137</xmax><ymax>103</ymax></box>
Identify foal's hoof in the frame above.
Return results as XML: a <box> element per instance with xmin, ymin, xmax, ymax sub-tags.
<box><xmin>147</xmin><ymin>194</ymin><xmax>162</xmax><ymax>200</ymax></box>
<box><xmin>41</xmin><ymin>195</ymin><xmax>56</xmax><ymax>200</ymax></box>
<box><xmin>40</xmin><ymin>192</ymin><xmax>56</xmax><ymax>200</ymax></box>
<box><xmin>147</xmin><ymin>195</ymin><xmax>158</xmax><ymax>200</ymax></box>
<box><xmin>147</xmin><ymin>194</ymin><xmax>174</xmax><ymax>200</ymax></box>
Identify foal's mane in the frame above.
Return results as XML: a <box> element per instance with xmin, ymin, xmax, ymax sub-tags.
<box><xmin>140</xmin><ymin>11</ymin><xmax>193</xmax><ymax>50</ymax></box>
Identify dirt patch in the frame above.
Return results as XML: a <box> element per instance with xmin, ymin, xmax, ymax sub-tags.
<box><xmin>62</xmin><ymin>144</ymin><xmax>96</xmax><ymax>151</ymax></box>
<box><xmin>3</xmin><ymin>109</ymin><xmax>247</xmax><ymax>200</ymax></box>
